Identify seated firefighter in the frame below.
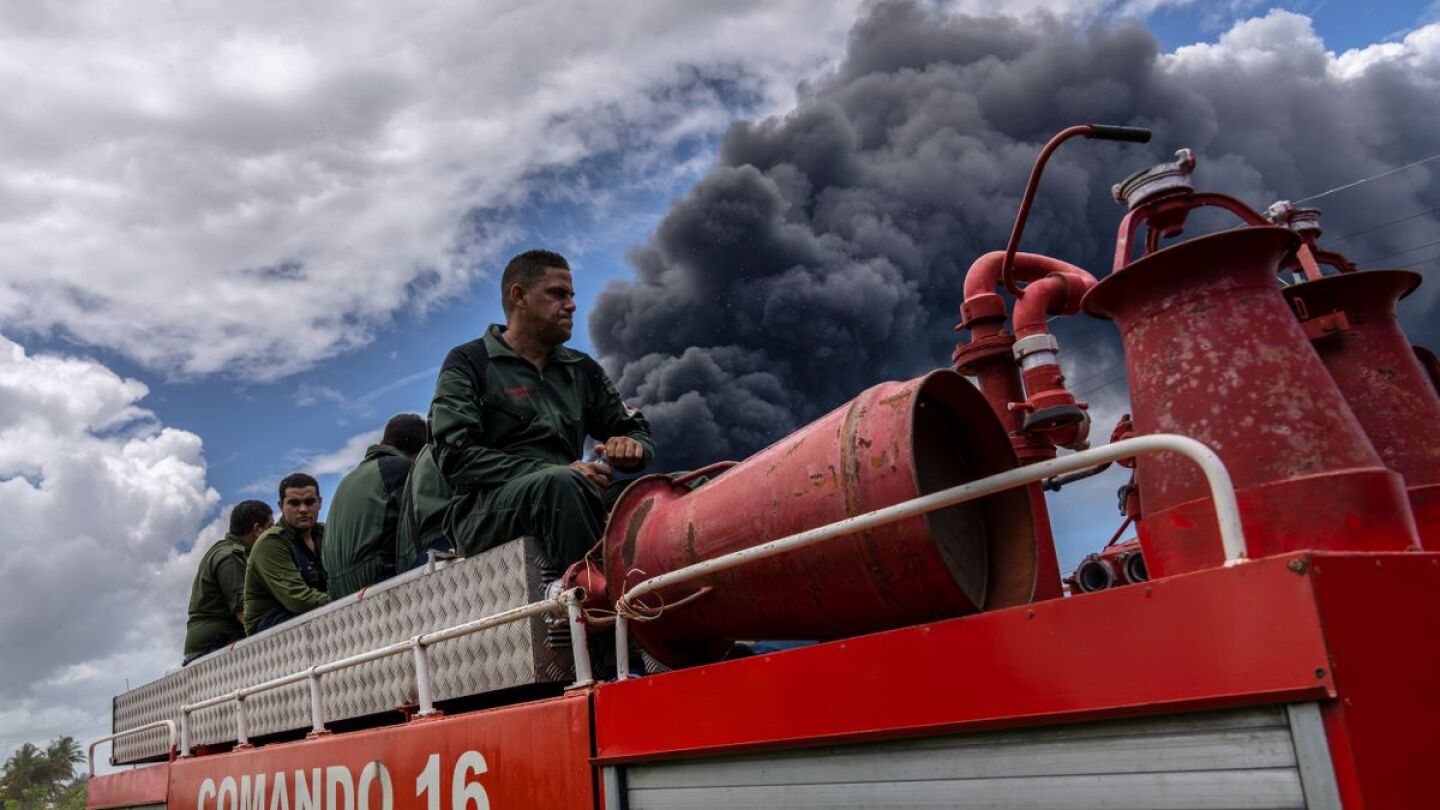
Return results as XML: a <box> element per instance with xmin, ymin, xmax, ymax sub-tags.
<box><xmin>182</xmin><ymin>500</ymin><xmax>274</xmax><ymax>664</ymax></box>
<box><xmin>322</xmin><ymin>413</ymin><xmax>428</xmax><ymax>599</ymax></box>
<box><xmin>429</xmin><ymin>248</ymin><xmax>654</xmax><ymax>567</ymax></box>
<box><xmin>243</xmin><ymin>473</ymin><xmax>329</xmax><ymax>634</ymax></box>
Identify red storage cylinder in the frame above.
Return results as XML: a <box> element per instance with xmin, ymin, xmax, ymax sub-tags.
<box><xmin>1083</xmin><ymin>227</ymin><xmax>1420</xmax><ymax>578</ymax></box>
<box><xmin>603</xmin><ymin>370</ymin><xmax>1038</xmax><ymax>667</ymax></box>
<box><xmin>1284</xmin><ymin>269</ymin><xmax>1440</xmax><ymax>544</ymax></box>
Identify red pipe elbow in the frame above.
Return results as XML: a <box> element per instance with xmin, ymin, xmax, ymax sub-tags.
<box><xmin>957</xmin><ymin>250</ymin><xmax>1099</xmax><ymax>453</ymax></box>
<box><xmin>1012</xmin><ymin>264</ymin><xmax>1098</xmax><ymax>339</ymax></box>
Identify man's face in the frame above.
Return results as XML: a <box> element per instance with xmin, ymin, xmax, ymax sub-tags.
<box><xmin>279</xmin><ymin>486</ymin><xmax>321</xmax><ymax>530</ymax></box>
<box><xmin>516</xmin><ymin>267</ymin><xmax>576</xmax><ymax>346</ymax></box>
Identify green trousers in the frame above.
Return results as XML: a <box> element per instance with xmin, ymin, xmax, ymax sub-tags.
<box><xmin>453</xmin><ymin>465</ymin><xmax>606</xmax><ymax>566</ymax></box>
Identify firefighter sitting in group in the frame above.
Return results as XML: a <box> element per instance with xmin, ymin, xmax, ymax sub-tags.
<box><xmin>243</xmin><ymin>473</ymin><xmax>330</xmax><ymax>634</ymax></box>
<box><xmin>428</xmin><ymin>249</ymin><xmax>654</xmax><ymax>567</ymax></box>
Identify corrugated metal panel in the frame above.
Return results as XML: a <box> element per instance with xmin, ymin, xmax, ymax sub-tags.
<box><xmin>113</xmin><ymin>537</ymin><xmax>574</xmax><ymax>764</ymax></box>
<box><xmin>624</xmin><ymin>706</ymin><xmax>1314</xmax><ymax>809</ymax></box>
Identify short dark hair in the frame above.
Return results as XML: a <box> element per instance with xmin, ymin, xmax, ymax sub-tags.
<box><xmin>229</xmin><ymin>500</ymin><xmax>273</xmax><ymax>536</ymax></box>
<box><xmin>500</xmin><ymin>249</ymin><xmax>570</xmax><ymax>314</ymax></box>
<box><xmin>382</xmin><ymin>413</ymin><xmax>427</xmax><ymax>456</ymax></box>
<box><xmin>278</xmin><ymin>472</ymin><xmax>320</xmax><ymax>501</ymax></box>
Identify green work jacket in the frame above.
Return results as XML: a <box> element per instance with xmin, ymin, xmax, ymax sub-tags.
<box><xmin>323</xmin><ymin>443</ymin><xmax>412</xmax><ymax>599</ymax></box>
<box><xmin>395</xmin><ymin>444</ymin><xmax>454</xmax><ymax>571</ymax></box>
<box><xmin>429</xmin><ymin>324</ymin><xmax>654</xmax><ymax>516</ymax></box>
<box><xmin>183</xmin><ymin>533</ymin><xmax>250</xmax><ymax>656</ymax></box>
<box><xmin>243</xmin><ymin>519</ymin><xmax>329</xmax><ymax>634</ymax></box>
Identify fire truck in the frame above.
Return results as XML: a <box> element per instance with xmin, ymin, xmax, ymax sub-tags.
<box><xmin>87</xmin><ymin>125</ymin><xmax>1440</xmax><ymax>810</ymax></box>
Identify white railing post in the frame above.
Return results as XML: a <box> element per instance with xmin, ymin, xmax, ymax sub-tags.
<box><xmin>413</xmin><ymin>640</ymin><xmax>436</xmax><ymax>716</ymax></box>
<box><xmin>614</xmin><ymin>616</ymin><xmax>632</xmax><ymax>681</ymax></box>
<box><xmin>308</xmin><ymin>668</ymin><xmax>327</xmax><ymax>735</ymax></box>
<box><xmin>179</xmin><ymin>711</ymin><xmax>191</xmax><ymax>757</ymax></box>
<box><xmin>563</xmin><ymin>590</ymin><xmax>594</xmax><ymax>687</ymax></box>
<box><xmin>235</xmin><ymin>695</ymin><xmax>250</xmax><ymax>747</ymax></box>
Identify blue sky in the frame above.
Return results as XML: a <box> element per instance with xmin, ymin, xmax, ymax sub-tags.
<box><xmin>2</xmin><ymin>0</ymin><xmax>1439</xmax><ymax>760</ymax></box>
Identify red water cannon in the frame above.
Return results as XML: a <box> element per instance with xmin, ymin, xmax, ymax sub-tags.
<box><xmin>1084</xmin><ymin>149</ymin><xmax>1422</xmax><ymax>578</ymax></box>
<box><xmin>1266</xmin><ymin>203</ymin><xmax>1440</xmax><ymax>543</ymax></box>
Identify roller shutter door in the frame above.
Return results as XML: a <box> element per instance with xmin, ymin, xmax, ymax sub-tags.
<box><xmin>612</xmin><ymin>704</ymin><xmax>1340</xmax><ymax>810</ymax></box>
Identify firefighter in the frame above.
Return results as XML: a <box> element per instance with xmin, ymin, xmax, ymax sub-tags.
<box><xmin>182</xmin><ymin>500</ymin><xmax>273</xmax><ymax>664</ymax></box>
<box><xmin>322</xmin><ymin>413</ymin><xmax>427</xmax><ymax>599</ymax></box>
<box><xmin>429</xmin><ymin>249</ymin><xmax>654</xmax><ymax>567</ymax></box>
<box><xmin>243</xmin><ymin>473</ymin><xmax>330</xmax><ymax>634</ymax></box>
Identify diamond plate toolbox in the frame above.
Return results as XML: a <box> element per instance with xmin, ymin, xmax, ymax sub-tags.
<box><xmin>111</xmin><ymin>537</ymin><xmax>573</xmax><ymax>764</ymax></box>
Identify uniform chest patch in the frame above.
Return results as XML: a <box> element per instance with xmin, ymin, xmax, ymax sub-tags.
<box><xmin>504</xmin><ymin>385</ymin><xmax>532</xmax><ymax>401</ymax></box>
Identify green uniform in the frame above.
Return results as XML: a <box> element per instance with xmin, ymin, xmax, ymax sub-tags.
<box><xmin>429</xmin><ymin>324</ymin><xmax>654</xmax><ymax>565</ymax></box>
<box><xmin>395</xmin><ymin>444</ymin><xmax>455</xmax><ymax>572</ymax></box>
<box><xmin>183</xmin><ymin>533</ymin><xmax>250</xmax><ymax>660</ymax></box>
<box><xmin>323</xmin><ymin>444</ymin><xmax>413</xmax><ymax>599</ymax></box>
<box><xmin>243</xmin><ymin>519</ymin><xmax>329</xmax><ymax>635</ymax></box>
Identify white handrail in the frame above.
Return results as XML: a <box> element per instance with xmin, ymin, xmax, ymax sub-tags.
<box><xmin>88</xmin><ymin>720</ymin><xmax>176</xmax><ymax>776</ymax></box>
<box><xmin>176</xmin><ymin>588</ymin><xmax>590</xmax><ymax>755</ymax></box>
<box><xmin>615</xmin><ymin>434</ymin><xmax>1244</xmax><ymax>678</ymax></box>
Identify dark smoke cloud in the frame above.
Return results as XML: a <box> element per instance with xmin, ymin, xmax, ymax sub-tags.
<box><xmin>592</xmin><ymin>0</ymin><xmax>1440</xmax><ymax>469</ymax></box>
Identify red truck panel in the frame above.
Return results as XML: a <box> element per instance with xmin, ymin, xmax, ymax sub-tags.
<box><xmin>1308</xmin><ymin>553</ymin><xmax>1440</xmax><ymax>809</ymax></box>
<box><xmin>164</xmin><ymin>691</ymin><xmax>593</xmax><ymax>810</ymax></box>
<box><xmin>88</xmin><ymin>762</ymin><xmax>169</xmax><ymax>809</ymax></box>
<box><xmin>594</xmin><ymin>552</ymin><xmax>1337</xmax><ymax>762</ymax></box>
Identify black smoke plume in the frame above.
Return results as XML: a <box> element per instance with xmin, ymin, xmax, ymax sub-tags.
<box><xmin>592</xmin><ymin>0</ymin><xmax>1440</xmax><ymax>469</ymax></box>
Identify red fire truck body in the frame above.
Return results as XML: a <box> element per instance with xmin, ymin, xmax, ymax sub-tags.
<box><xmin>88</xmin><ymin>551</ymin><xmax>1440</xmax><ymax>809</ymax></box>
<box><xmin>87</xmin><ymin>128</ymin><xmax>1440</xmax><ymax>809</ymax></box>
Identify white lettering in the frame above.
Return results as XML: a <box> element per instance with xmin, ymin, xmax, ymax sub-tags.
<box><xmin>240</xmin><ymin>774</ymin><xmax>267</xmax><ymax>810</ymax></box>
<box><xmin>219</xmin><ymin>776</ymin><xmax>239</xmax><ymax>810</ymax></box>
<box><xmin>416</xmin><ymin>754</ymin><xmax>440</xmax><ymax>810</ymax></box>
<box><xmin>198</xmin><ymin>778</ymin><xmax>217</xmax><ymax>810</ymax></box>
<box><xmin>327</xmin><ymin>765</ymin><xmax>355</xmax><ymax>810</ymax></box>
<box><xmin>295</xmin><ymin>768</ymin><xmax>321</xmax><ymax>810</ymax></box>
<box><xmin>269</xmin><ymin>771</ymin><xmax>289</xmax><ymax>810</ymax></box>
<box><xmin>357</xmin><ymin>762</ymin><xmax>393</xmax><ymax>810</ymax></box>
<box><xmin>452</xmin><ymin>751</ymin><xmax>489</xmax><ymax>810</ymax></box>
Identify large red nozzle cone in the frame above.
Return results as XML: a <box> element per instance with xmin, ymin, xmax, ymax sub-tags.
<box><xmin>1285</xmin><ymin>269</ymin><xmax>1440</xmax><ymax>544</ymax></box>
<box><xmin>603</xmin><ymin>370</ymin><xmax>1037</xmax><ymax>668</ymax></box>
<box><xmin>1083</xmin><ymin>227</ymin><xmax>1420</xmax><ymax>577</ymax></box>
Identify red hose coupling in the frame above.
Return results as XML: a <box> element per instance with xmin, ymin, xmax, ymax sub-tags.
<box><xmin>1069</xmin><ymin>539</ymin><xmax>1148</xmax><ymax>593</ymax></box>
<box><xmin>1011</xmin><ymin>334</ymin><xmax>1089</xmax><ymax>448</ymax></box>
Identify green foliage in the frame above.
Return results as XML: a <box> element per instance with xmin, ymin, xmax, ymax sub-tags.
<box><xmin>0</xmin><ymin>737</ymin><xmax>86</xmax><ymax>810</ymax></box>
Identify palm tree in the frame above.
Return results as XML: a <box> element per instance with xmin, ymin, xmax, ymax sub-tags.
<box><xmin>0</xmin><ymin>742</ymin><xmax>46</xmax><ymax>799</ymax></box>
<box><xmin>41</xmin><ymin>738</ymin><xmax>82</xmax><ymax>787</ymax></box>
<box><xmin>2</xmin><ymin>736</ymin><xmax>87</xmax><ymax>808</ymax></box>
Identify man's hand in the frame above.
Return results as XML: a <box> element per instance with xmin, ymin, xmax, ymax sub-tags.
<box><xmin>601</xmin><ymin>437</ymin><xmax>645</xmax><ymax>471</ymax></box>
<box><xmin>570</xmin><ymin>460</ymin><xmax>613</xmax><ymax>491</ymax></box>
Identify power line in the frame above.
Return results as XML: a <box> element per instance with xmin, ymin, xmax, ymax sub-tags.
<box><xmin>1373</xmin><ymin>254</ymin><xmax>1440</xmax><ymax>269</ymax></box>
<box><xmin>1293</xmin><ymin>152</ymin><xmax>1440</xmax><ymax>204</ymax></box>
<box><xmin>1070</xmin><ymin>364</ymin><xmax>1129</xmax><ymax>400</ymax></box>
<box><xmin>1074</xmin><ymin>372</ymin><xmax>1128</xmax><ymax>400</ymax></box>
<box><xmin>1329</xmin><ymin>206</ymin><xmax>1440</xmax><ymax>243</ymax></box>
<box><xmin>1358</xmin><ymin>238</ymin><xmax>1440</xmax><ymax>266</ymax></box>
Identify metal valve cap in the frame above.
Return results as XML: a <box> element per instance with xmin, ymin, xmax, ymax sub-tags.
<box><xmin>1112</xmin><ymin>148</ymin><xmax>1196</xmax><ymax>209</ymax></box>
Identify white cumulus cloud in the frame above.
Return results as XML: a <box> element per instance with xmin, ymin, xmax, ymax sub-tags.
<box><xmin>0</xmin><ymin>0</ymin><xmax>869</xmax><ymax>382</ymax></box>
<box><xmin>0</xmin><ymin>334</ymin><xmax>218</xmax><ymax>760</ymax></box>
